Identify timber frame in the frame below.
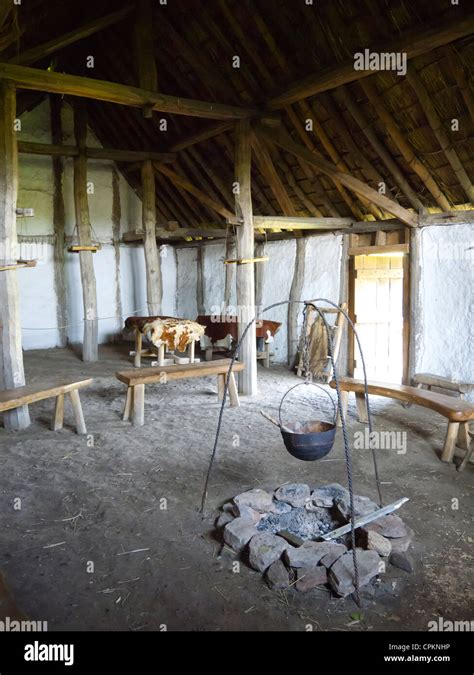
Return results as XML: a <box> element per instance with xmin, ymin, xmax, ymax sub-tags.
<box><xmin>0</xmin><ymin>0</ymin><xmax>473</xmax><ymax>416</ymax></box>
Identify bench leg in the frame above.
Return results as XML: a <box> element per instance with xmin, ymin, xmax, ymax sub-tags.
<box><xmin>441</xmin><ymin>421</ymin><xmax>459</xmax><ymax>463</ymax></box>
<box><xmin>228</xmin><ymin>373</ymin><xmax>240</xmax><ymax>407</ymax></box>
<box><xmin>134</xmin><ymin>330</ymin><xmax>143</xmax><ymax>368</ymax></box>
<box><xmin>132</xmin><ymin>384</ymin><xmax>145</xmax><ymax>427</ymax></box>
<box><xmin>336</xmin><ymin>390</ymin><xmax>349</xmax><ymax>428</ymax></box>
<box><xmin>123</xmin><ymin>386</ymin><xmax>133</xmax><ymax>421</ymax></box>
<box><xmin>355</xmin><ymin>392</ymin><xmax>368</xmax><ymax>423</ymax></box>
<box><xmin>188</xmin><ymin>340</ymin><xmax>195</xmax><ymax>364</ymax></box>
<box><xmin>457</xmin><ymin>422</ymin><xmax>472</xmax><ymax>472</ymax></box>
<box><xmin>69</xmin><ymin>390</ymin><xmax>87</xmax><ymax>435</ymax></box>
<box><xmin>205</xmin><ymin>347</ymin><xmax>213</xmax><ymax>362</ymax></box>
<box><xmin>217</xmin><ymin>374</ymin><xmax>225</xmax><ymax>402</ymax></box>
<box><xmin>51</xmin><ymin>394</ymin><xmax>65</xmax><ymax>431</ymax></box>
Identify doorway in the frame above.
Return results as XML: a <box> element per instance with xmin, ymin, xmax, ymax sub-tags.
<box><xmin>349</xmin><ymin>251</ymin><xmax>410</xmax><ymax>383</ymax></box>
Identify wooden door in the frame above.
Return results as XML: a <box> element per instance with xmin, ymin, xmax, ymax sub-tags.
<box><xmin>352</xmin><ymin>254</ymin><xmax>406</xmax><ymax>383</ymax></box>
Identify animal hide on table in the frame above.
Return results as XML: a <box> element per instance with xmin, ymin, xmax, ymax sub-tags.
<box><xmin>142</xmin><ymin>318</ymin><xmax>205</xmax><ymax>352</ymax></box>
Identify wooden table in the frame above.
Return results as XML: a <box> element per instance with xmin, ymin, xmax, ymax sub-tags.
<box><xmin>196</xmin><ymin>315</ymin><xmax>281</xmax><ymax>367</ymax></box>
<box><xmin>124</xmin><ymin>316</ymin><xmax>204</xmax><ymax>368</ymax></box>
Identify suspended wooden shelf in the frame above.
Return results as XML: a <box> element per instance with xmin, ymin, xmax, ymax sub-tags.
<box><xmin>0</xmin><ymin>259</ymin><xmax>37</xmax><ymax>272</ymax></box>
<box><xmin>68</xmin><ymin>245</ymin><xmax>102</xmax><ymax>253</ymax></box>
<box><xmin>224</xmin><ymin>256</ymin><xmax>269</xmax><ymax>265</ymax></box>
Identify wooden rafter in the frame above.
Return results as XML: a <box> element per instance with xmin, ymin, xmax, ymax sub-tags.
<box><xmin>9</xmin><ymin>5</ymin><xmax>133</xmax><ymax>66</ymax></box>
<box><xmin>337</xmin><ymin>86</ymin><xmax>424</xmax><ymax>212</ymax></box>
<box><xmin>169</xmin><ymin>122</ymin><xmax>233</xmax><ymax>152</ymax></box>
<box><xmin>268</xmin><ymin>11</ymin><xmax>474</xmax><ymax>108</ymax></box>
<box><xmin>360</xmin><ymin>79</ymin><xmax>451</xmax><ymax>211</ymax></box>
<box><xmin>17</xmin><ymin>140</ymin><xmax>175</xmax><ymax>163</ymax></box>
<box><xmin>406</xmin><ymin>68</ymin><xmax>474</xmax><ymax>203</ymax></box>
<box><xmin>444</xmin><ymin>45</ymin><xmax>474</xmax><ymax>125</ymax></box>
<box><xmin>154</xmin><ymin>164</ymin><xmax>234</xmax><ymax>220</ymax></box>
<box><xmin>257</xmin><ymin>123</ymin><xmax>418</xmax><ymax>227</ymax></box>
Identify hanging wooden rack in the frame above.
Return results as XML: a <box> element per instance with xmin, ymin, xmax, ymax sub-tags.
<box><xmin>0</xmin><ymin>259</ymin><xmax>37</xmax><ymax>272</ymax></box>
<box><xmin>224</xmin><ymin>256</ymin><xmax>269</xmax><ymax>265</ymax></box>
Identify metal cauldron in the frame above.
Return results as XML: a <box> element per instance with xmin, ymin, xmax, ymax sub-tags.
<box><xmin>278</xmin><ymin>382</ymin><xmax>337</xmax><ymax>461</ymax></box>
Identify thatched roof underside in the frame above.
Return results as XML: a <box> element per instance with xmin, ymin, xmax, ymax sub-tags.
<box><xmin>2</xmin><ymin>0</ymin><xmax>473</xmax><ymax>229</ymax></box>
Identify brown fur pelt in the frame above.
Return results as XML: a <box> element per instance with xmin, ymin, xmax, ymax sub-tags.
<box><xmin>307</xmin><ymin>315</ymin><xmax>329</xmax><ymax>380</ymax></box>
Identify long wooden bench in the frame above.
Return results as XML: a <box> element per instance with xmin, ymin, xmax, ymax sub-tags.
<box><xmin>0</xmin><ymin>379</ymin><xmax>92</xmax><ymax>434</ymax></box>
<box><xmin>116</xmin><ymin>358</ymin><xmax>245</xmax><ymax>427</ymax></box>
<box><xmin>329</xmin><ymin>378</ymin><xmax>474</xmax><ymax>470</ymax></box>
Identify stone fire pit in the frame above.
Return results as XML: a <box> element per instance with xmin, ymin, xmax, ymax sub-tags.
<box><xmin>216</xmin><ymin>483</ymin><xmax>414</xmax><ymax>596</ymax></box>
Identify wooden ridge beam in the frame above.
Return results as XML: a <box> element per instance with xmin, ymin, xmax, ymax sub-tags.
<box><xmin>0</xmin><ymin>63</ymin><xmax>258</xmax><ymax>120</ymax></box>
<box><xmin>268</xmin><ymin>11</ymin><xmax>474</xmax><ymax>108</ymax></box>
<box><xmin>10</xmin><ymin>5</ymin><xmax>134</xmax><ymax>67</ymax></box>
<box><xmin>257</xmin><ymin>124</ymin><xmax>418</xmax><ymax>227</ymax></box>
<box><xmin>154</xmin><ymin>164</ymin><xmax>234</xmax><ymax>220</ymax></box>
<box><xmin>17</xmin><ymin>140</ymin><xmax>176</xmax><ymax>163</ymax></box>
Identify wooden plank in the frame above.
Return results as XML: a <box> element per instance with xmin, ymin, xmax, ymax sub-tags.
<box><xmin>0</xmin><ymin>63</ymin><xmax>258</xmax><ymax>120</ymax></box>
<box><xmin>235</xmin><ymin>119</ymin><xmax>257</xmax><ymax>394</ymax></box>
<box><xmin>155</xmin><ymin>164</ymin><xmax>234</xmax><ymax>220</ymax></box>
<box><xmin>356</xmin><ymin>269</ymin><xmax>403</xmax><ymax>279</ymax></box>
<box><xmin>349</xmin><ymin>244</ymin><xmax>410</xmax><ymax>256</ymax></box>
<box><xmin>268</xmin><ymin>11</ymin><xmax>474</xmax><ymax>107</ymax></box>
<box><xmin>17</xmin><ymin>140</ymin><xmax>176</xmax><ymax>163</ymax></box>
<box><xmin>10</xmin><ymin>5</ymin><xmax>133</xmax><ymax>66</ymax></box>
<box><xmin>116</xmin><ymin>359</ymin><xmax>244</xmax><ymax>386</ymax></box>
<box><xmin>329</xmin><ymin>378</ymin><xmax>474</xmax><ymax>422</ymax></box>
<box><xmin>141</xmin><ymin>160</ymin><xmax>162</xmax><ymax>315</ymax></box>
<box><xmin>123</xmin><ymin>227</ymin><xmax>227</xmax><ymax>242</ymax></box>
<box><xmin>73</xmin><ymin>102</ymin><xmax>98</xmax><ymax>362</ymax></box>
<box><xmin>0</xmin><ymin>379</ymin><xmax>93</xmax><ymax>412</ymax></box>
<box><xmin>257</xmin><ymin>124</ymin><xmax>418</xmax><ymax>227</ymax></box>
<box><xmin>0</xmin><ymin>81</ymin><xmax>30</xmax><ymax>430</ymax></box>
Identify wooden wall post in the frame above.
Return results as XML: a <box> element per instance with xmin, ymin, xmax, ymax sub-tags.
<box><xmin>235</xmin><ymin>120</ymin><xmax>257</xmax><ymax>395</ymax></box>
<box><xmin>73</xmin><ymin>102</ymin><xmax>98</xmax><ymax>362</ymax></box>
<box><xmin>141</xmin><ymin>160</ymin><xmax>162</xmax><ymax>315</ymax></box>
<box><xmin>50</xmin><ymin>95</ymin><xmax>68</xmax><ymax>347</ymax></box>
<box><xmin>0</xmin><ymin>81</ymin><xmax>30</xmax><ymax>429</ymax></box>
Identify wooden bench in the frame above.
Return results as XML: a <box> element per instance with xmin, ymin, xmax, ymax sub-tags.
<box><xmin>0</xmin><ymin>379</ymin><xmax>92</xmax><ymax>435</ymax></box>
<box><xmin>329</xmin><ymin>378</ymin><xmax>474</xmax><ymax>470</ymax></box>
<box><xmin>412</xmin><ymin>373</ymin><xmax>474</xmax><ymax>399</ymax></box>
<box><xmin>116</xmin><ymin>358</ymin><xmax>245</xmax><ymax>427</ymax></box>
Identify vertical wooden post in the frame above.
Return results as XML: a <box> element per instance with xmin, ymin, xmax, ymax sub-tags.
<box><xmin>141</xmin><ymin>160</ymin><xmax>162</xmax><ymax>316</ymax></box>
<box><xmin>0</xmin><ymin>81</ymin><xmax>30</xmax><ymax>429</ymax></box>
<box><xmin>133</xmin><ymin>0</ymin><xmax>157</xmax><ymax>117</ymax></box>
<box><xmin>224</xmin><ymin>238</ymin><xmax>235</xmax><ymax>311</ymax></box>
<box><xmin>73</xmin><ymin>102</ymin><xmax>98</xmax><ymax>362</ymax></box>
<box><xmin>50</xmin><ymin>95</ymin><xmax>67</xmax><ymax>347</ymax></box>
<box><xmin>196</xmin><ymin>244</ymin><xmax>205</xmax><ymax>315</ymax></box>
<box><xmin>235</xmin><ymin>120</ymin><xmax>257</xmax><ymax>395</ymax></box>
<box><xmin>288</xmin><ymin>237</ymin><xmax>306</xmax><ymax>367</ymax></box>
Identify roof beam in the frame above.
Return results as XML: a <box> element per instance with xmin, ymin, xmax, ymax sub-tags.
<box><xmin>17</xmin><ymin>140</ymin><xmax>176</xmax><ymax>163</ymax></box>
<box><xmin>268</xmin><ymin>11</ymin><xmax>474</xmax><ymax>108</ymax></box>
<box><xmin>10</xmin><ymin>5</ymin><xmax>134</xmax><ymax>66</ymax></box>
<box><xmin>257</xmin><ymin>123</ymin><xmax>418</xmax><ymax>227</ymax></box>
<box><xmin>0</xmin><ymin>63</ymin><xmax>258</xmax><ymax>120</ymax></box>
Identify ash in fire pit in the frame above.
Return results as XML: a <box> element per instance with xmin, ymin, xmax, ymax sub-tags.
<box><xmin>216</xmin><ymin>483</ymin><xmax>414</xmax><ymax>597</ymax></box>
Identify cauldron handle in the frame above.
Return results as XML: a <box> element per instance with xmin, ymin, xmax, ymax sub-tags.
<box><xmin>278</xmin><ymin>382</ymin><xmax>337</xmax><ymax>430</ymax></box>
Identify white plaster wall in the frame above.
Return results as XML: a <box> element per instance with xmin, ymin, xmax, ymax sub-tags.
<box><xmin>16</xmin><ymin>100</ymin><xmax>177</xmax><ymax>350</ymax></box>
<box><xmin>176</xmin><ymin>248</ymin><xmax>198</xmax><ymax>318</ymax></box>
<box><xmin>415</xmin><ymin>224</ymin><xmax>473</xmax><ymax>398</ymax></box>
<box><xmin>193</xmin><ymin>236</ymin><xmax>343</xmax><ymax>364</ymax></box>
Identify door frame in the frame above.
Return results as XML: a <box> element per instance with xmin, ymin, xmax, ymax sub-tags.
<box><xmin>347</xmin><ymin>243</ymin><xmax>410</xmax><ymax>384</ymax></box>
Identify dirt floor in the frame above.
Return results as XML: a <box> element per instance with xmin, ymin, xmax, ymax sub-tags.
<box><xmin>0</xmin><ymin>344</ymin><xmax>472</xmax><ymax>631</ymax></box>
